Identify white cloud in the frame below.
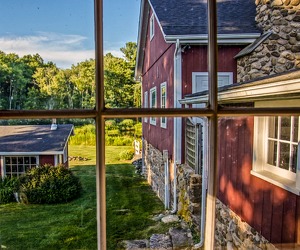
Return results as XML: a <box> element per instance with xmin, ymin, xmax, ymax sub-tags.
<box><xmin>0</xmin><ymin>32</ymin><xmax>95</xmax><ymax>69</ymax></box>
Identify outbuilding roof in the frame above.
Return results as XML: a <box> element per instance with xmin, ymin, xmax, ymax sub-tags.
<box><xmin>149</xmin><ymin>0</ymin><xmax>260</xmax><ymax>36</ymax></box>
<box><xmin>0</xmin><ymin>124</ymin><xmax>74</xmax><ymax>154</ymax></box>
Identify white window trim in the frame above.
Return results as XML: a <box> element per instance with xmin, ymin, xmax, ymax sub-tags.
<box><xmin>2</xmin><ymin>155</ymin><xmax>39</xmax><ymax>178</ymax></box>
<box><xmin>150</xmin><ymin>14</ymin><xmax>154</xmax><ymax>41</ymax></box>
<box><xmin>191</xmin><ymin>72</ymin><xmax>233</xmax><ymax>108</ymax></box>
<box><xmin>160</xmin><ymin>82</ymin><xmax>167</xmax><ymax>129</ymax></box>
<box><xmin>144</xmin><ymin>91</ymin><xmax>148</xmax><ymax>123</ymax></box>
<box><xmin>150</xmin><ymin>86</ymin><xmax>156</xmax><ymax>125</ymax></box>
<box><xmin>252</xmin><ymin>100</ymin><xmax>300</xmax><ymax>195</ymax></box>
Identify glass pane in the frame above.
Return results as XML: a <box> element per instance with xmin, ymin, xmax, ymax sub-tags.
<box><xmin>0</xmin><ymin>119</ymin><xmax>97</xmax><ymax>249</ymax></box>
<box><xmin>18</xmin><ymin>165</ymin><xmax>24</xmax><ymax>173</ymax></box>
<box><xmin>279</xmin><ymin>142</ymin><xmax>290</xmax><ymax>170</ymax></box>
<box><xmin>293</xmin><ymin>116</ymin><xmax>299</xmax><ymax>142</ymax></box>
<box><xmin>24</xmin><ymin>157</ymin><xmax>30</xmax><ymax>164</ymax></box>
<box><xmin>11</xmin><ymin>165</ymin><xmax>17</xmax><ymax>172</ymax></box>
<box><xmin>267</xmin><ymin>140</ymin><xmax>277</xmax><ymax>166</ymax></box>
<box><xmin>5</xmin><ymin>165</ymin><xmax>11</xmax><ymax>173</ymax></box>
<box><xmin>268</xmin><ymin>116</ymin><xmax>278</xmax><ymax>139</ymax></box>
<box><xmin>31</xmin><ymin>157</ymin><xmax>36</xmax><ymax>164</ymax></box>
<box><xmin>11</xmin><ymin>157</ymin><xmax>17</xmax><ymax>164</ymax></box>
<box><xmin>291</xmin><ymin>145</ymin><xmax>297</xmax><ymax>173</ymax></box>
<box><xmin>0</xmin><ymin>1</ymin><xmax>95</xmax><ymax>111</ymax></box>
<box><xmin>5</xmin><ymin>157</ymin><xmax>10</xmax><ymax>165</ymax></box>
<box><xmin>280</xmin><ymin>117</ymin><xmax>291</xmax><ymax>141</ymax></box>
<box><xmin>18</xmin><ymin>157</ymin><xmax>23</xmax><ymax>165</ymax></box>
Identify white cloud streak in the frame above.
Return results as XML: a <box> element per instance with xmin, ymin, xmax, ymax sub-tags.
<box><xmin>0</xmin><ymin>32</ymin><xmax>95</xmax><ymax>69</ymax></box>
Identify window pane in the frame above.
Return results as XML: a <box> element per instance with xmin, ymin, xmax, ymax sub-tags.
<box><xmin>0</xmin><ymin>1</ymin><xmax>95</xmax><ymax>111</ymax></box>
<box><xmin>293</xmin><ymin>116</ymin><xmax>299</xmax><ymax>142</ymax></box>
<box><xmin>268</xmin><ymin>116</ymin><xmax>278</xmax><ymax>139</ymax></box>
<box><xmin>280</xmin><ymin>117</ymin><xmax>291</xmax><ymax>141</ymax></box>
<box><xmin>267</xmin><ymin>140</ymin><xmax>277</xmax><ymax>166</ymax></box>
<box><xmin>11</xmin><ymin>157</ymin><xmax>17</xmax><ymax>164</ymax></box>
<box><xmin>0</xmin><ymin>119</ymin><xmax>97</xmax><ymax>249</ymax></box>
<box><xmin>279</xmin><ymin>142</ymin><xmax>290</xmax><ymax>170</ymax></box>
<box><xmin>18</xmin><ymin>157</ymin><xmax>23</xmax><ymax>165</ymax></box>
<box><xmin>291</xmin><ymin>145</ymin><xmax>297</xmax><ymax>173</ymax></box>
<box><xmin>5</xmin><ymin>157</ymin><xmax>10</xmax><ymax>165</ymax></box>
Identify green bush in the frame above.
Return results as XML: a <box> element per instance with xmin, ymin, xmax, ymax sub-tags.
<box><xmin>119</xmin><ymin>150</ymin><xmax>134</xmax><ymax>160</ymax></box>
<box><xmin>18</xmin><ymin>164</ymin><xmax>82</xmax><ymax>204</ymax></box>
<box><xmin>119</xmin><ymin>119</ymin><xmax>134</xmax><ymax>129</ymax></box>
<box><xmin>0</xmin><ymin>177</ymin><xmax>19</xmax><ymax>204</ymax></box>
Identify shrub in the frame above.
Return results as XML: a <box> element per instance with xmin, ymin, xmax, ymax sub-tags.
<box><xmin>119</xmin><ymin>119</ymin><xmax>134</xmax><ymax>129</ymax></box>
<box><xmin>119</xmin><ymin>149</ymin><xmax>134</xmax><ymax>160</ymax></box>
<box><xmin>0</xmin><ymin>177</ymin><xmax>19</xmax><ymax>204</ymax></box>
<box><xmin>18</xmin><ymin>164</ymin><xmax>82</xmax><ymax>204</ymax></box>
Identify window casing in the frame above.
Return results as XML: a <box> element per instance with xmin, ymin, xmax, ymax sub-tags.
<box><xmin>160</xmin><ymin>82</ymin><xmax>167</xmax><ymax>128</ymax></box>
<box><xmin>150</xmin><ymin>86</ymin><xmax>156</xmax><ymax>125</ymax></box>
<box><xmin>150</xmin><ymin>14</ymin><xmax>154</xmax><ymax>40</ymax></box>
<box><xmin>144</xmin><ymin>91</ymin><xmax>148</xmax><ymax>123</ymax></box>
<box><xmin>252</xmin><ymin>100</ymin><xmax>300</xmax><ymax>195</ymax></box>
<box><xmin>2</xmin><ymin>156</ymin><xmax>39</xmax><ymax>177</ymax></box>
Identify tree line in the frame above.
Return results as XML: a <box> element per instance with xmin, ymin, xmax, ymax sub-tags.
<box><xmin>0</xmin><ymin>42</ymin><xmax>140</xmax><ymax>110</ymax></box>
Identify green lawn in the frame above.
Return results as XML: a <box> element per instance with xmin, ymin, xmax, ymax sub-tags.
<box><xmin>0</xmin><ymin>146</ymin><xmax>169</xmax><ymax>250</ymax></box>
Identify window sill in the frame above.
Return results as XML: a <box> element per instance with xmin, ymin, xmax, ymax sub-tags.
<box><xmin>251</xmin><ymin>170</ymin><xmax>300</xmax><ymax>196</ymax></box>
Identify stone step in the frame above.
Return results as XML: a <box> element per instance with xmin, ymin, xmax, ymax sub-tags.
<box><xmin>123</xmin><ymin>227</ymin><xmax>194</xmax><ymax>249</ymax></box>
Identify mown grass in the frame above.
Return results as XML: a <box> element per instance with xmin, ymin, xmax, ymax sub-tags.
<box><xmin>0</xmin><ymin>145</ymin><xmax>171</xmax><ymax>250</ymax></box>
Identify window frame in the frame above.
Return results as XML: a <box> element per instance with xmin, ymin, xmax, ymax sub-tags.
<box><xmin>160</xmin><ymin>82</ymin><xmax>167</xmax><ymax>128</ymax></box>
<box><xmin>1</xmin><ymin>155</ymin><xmax>39</xmax><ymax>177</ymax></box>
<box><xmin>1</xmin><ymin>1</ymin><xmax>300</xmax><ymax>249</ymax></box>
<box><xmin>149</xmin><ymin>86</ymin><xmax>156</xmax><ymax>125</ymax></box>
<box><xmin>144</xmin><ymin>91</ymin><xmax>148</xmax><ymax>123</ymax></box>
<box><xmin>150</xmin><ymin>13</ymin><xmax>155</xmax><ymax>40</ymax></box>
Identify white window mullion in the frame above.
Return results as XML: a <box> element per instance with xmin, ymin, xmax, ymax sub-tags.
<box><xmin>290</xmin><ymin>116</ymin><xmax>295</xmax><ymax>171</ymax></box>
<box><xmin>277</xmin><ymin>116</ymin><xmax>281</xmax><ymax>168</ymax></box>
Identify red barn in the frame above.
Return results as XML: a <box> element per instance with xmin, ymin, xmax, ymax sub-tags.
<box><xmin>136</xmin><ymin>0</ymin><xmax>300</xmax><ymax>247</ymax></box>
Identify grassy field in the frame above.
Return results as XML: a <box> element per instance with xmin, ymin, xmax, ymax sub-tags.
<box><xmin>0</xmin><ymin>145</ymin><xmax>171</xmax><ymax>250</ymax></box>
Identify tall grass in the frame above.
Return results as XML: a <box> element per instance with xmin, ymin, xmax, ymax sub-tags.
<box><xmin>69</xmin><ymin>121</ymin><xmax>142</xmax><ymax>147</ymax></box>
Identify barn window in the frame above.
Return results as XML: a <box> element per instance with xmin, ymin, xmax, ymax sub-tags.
<box><xmin>144</xmin><ymin>91</ymin><xmax>148</xmax><ymax>123</ymax></box>
<box><xmin>150</xmin><ymin>14</ymin><xmax>154</xmax><ymax>40</ymax></box>
<box><xmin>160</xmin><ymin>82</ymin><xmax>167</xmax><ymax>128</ymax></box>
<box><xmin>150</xmin><ymin>86</ymin><xmax>156</xmax><ymax>125</ymax></box>
<box><xmin>2</xmin><ymin>156</ymin><xmax>39</xmax><ymax>178</ymax></box>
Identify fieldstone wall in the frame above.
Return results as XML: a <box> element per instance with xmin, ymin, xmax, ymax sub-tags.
<box><xmin>215</xmin><ymin>199</ymin><xmax>278</xmax><ymax>250</ymax></box>
<box><xmin>142</xmin><ymin>139</ymin><xmax>173</xmax><ymax>206</ymax></box>
<box><xmin>177</xmin><ymin>164</ymin><xmax>202</xmax><ymax>234</ymax></box>
<box><xmin>237</xmin><ymin>0</ymin><xmax>300</xmax><ymax>82</ymax></box>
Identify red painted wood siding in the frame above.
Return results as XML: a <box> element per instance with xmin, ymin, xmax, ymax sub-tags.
<box><xmin>218</xmin><ymin>117</ymin><xmax>299</xmax><ymax>244</ymax></box>
<box><xmin>142</xmin><ymin>8</ymin><xmax>175</xmax><ymax>159</ymax></box>
<box><xmin>181</xmin><ymin>45</ymin><xmax>244</xmax><ymax>97</ymax></box>
<box><xmin>39</xmin><ymin>155</ymin><xmax>55</xmax><ymax>166</ymax></box>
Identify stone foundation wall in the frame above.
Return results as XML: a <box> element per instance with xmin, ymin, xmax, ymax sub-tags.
<box><xmin>177</xmin><ymin>164</ymin><xmax>202</xmax><ymax>234</ymax></box>
<box><xmin>237</xmin><ymin>0</ymin><xmax>300</xmax><ymax>82</ymax></box>
<box><xmin>142</xmin><ymin>139</ymin><xmax>173</xmax><ymax>207</ymax></box>
<box><xmin>215</xmin><ymin>199</ymin><xmax>277</xmax><ymax>250</ymax></box>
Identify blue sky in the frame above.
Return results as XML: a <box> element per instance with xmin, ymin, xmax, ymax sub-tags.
<box><xmin>0</xmin><ymin>0</ymin><xmax>140</xmax><ymax>69</ymax></box>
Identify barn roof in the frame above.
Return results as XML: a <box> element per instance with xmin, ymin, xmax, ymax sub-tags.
<box><xmin>0</xmin><ymin>124</ymin><xmax>74</xmax><ymax>154</ymax></box>
<box><xmin>149</xmin><ymin>0</ymin><xmax>260</xmax><ymax>36</ymax></box>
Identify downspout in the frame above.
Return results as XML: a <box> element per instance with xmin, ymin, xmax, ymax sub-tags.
<box><xmin>195</xmin><ymin>117</ymin><xmax>209</xmax><ymax>248</ymax></box>
<box><xmin>171</xmin><ymin>39</ymin><xmax>181</xmax><ymax>214</ymax></box>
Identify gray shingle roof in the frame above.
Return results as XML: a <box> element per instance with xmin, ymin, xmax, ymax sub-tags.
<box><xmin>0</xmin><ymin>125</ymin><xmax>74</xmax><ymax>153</ymax></box>
<box><xmin>149</xmin><ymin>0</ymin><xmax>260</xmax><ymax>35</ymax></box>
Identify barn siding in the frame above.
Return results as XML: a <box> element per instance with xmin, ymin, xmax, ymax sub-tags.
<box><xmin>181</xmin><ymin>45</ymin><xmax>244</xmax><ymax>97</ymax></box>
<box><xmin>142</xmin><ymin>8</ymin><xmax>175</xmax><ymax>159</ymax></box>
<box><xmin>218</xmin><ymin>117</ymin><xmax>300</xmax><ymax>244</ymax></box>
<box><xmin>39</xmin><ymin>155</ymin><xmax>55</xmax><ymax>166</ymax></box>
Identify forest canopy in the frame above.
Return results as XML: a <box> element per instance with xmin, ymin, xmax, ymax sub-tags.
<box><xmin>0</xmin><ymin>42</ymin><xmax>141</xmax><ymax>110</ymax></box>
